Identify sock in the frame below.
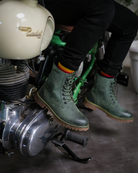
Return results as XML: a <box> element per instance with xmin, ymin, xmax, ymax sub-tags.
<box><xmin>58</xmin><ymin>62</ymin><xmax>74</xmax><ymax>74</ymax></box>
<box><xmin>100</xmin><ymin>70</ymin><xmax>115</xmax><ymax>78</ymax></box>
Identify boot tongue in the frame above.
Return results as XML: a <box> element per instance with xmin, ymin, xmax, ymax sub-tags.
<box><xmin>62</xmin><ymin>75</ymin><xmax>75</xmax><ymax>104</ymax></box>
<box><xmin>110</xmin><ymin>79</ymin><xmax>118</xmax><ymax>104</ymax></box>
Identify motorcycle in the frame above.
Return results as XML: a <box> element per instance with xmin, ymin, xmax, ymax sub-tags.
<box><xmin>0</xmin><ymin>0</ymin><xmax>129</xmax><ymax>162</ymax></box>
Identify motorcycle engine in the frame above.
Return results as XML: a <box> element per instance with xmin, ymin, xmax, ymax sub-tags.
<box><xmin>0</xmin><ymin>58</ymin><xmax>59</xmax><ymax>156</ymax></box>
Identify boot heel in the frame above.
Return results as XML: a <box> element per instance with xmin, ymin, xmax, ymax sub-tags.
<box><xmin>84</xmin><ymin>99</ymin><xmax>97</xmax><ymax>111</ymax></box>
<box><xmin>35</xmin><ymin>93</ymin><xmax>46</xmax><ymax>108</ymax></box>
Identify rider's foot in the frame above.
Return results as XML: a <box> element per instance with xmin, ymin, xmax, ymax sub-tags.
<box><xmin>84</xmin><ymin>72</ymin><xmax>133</xmax><ymax>122</ymax></box>
<box><xmin>35</xmin><ymin>63</ymin><xmax>89</xmax><ymax>131</ymax></box>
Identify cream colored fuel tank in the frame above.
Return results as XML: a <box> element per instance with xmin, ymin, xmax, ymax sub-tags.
<box><xmin>0</xmin><ymin>0</ymin><xmax>55</xmax><ymax>60</ymax></box>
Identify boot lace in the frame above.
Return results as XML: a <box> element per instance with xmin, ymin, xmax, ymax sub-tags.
<box><xmin>62</xmin><ymin>75</ymin><xmax>75</xmax><ymax>104</ymax></box>
<box><xmin>109</xmin><ymin>79</ymin><xmax>118</xmax><ymax>104</ymax></box>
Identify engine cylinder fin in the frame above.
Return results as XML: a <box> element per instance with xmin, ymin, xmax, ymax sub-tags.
<box><xmin>0</xmin><ymin>61</ymin><xmax>30</xmax><ymax>101</ymax></box>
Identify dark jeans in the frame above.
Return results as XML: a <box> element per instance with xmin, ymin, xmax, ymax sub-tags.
<box><xmin>39</xmin><ymin>0</ymin><xmax>138</xmax><ymax>76</ymax></box>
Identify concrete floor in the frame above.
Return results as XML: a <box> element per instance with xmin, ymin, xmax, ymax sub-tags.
<box><xmin>0</xmin><ymin>67</ymin><xmax>138</xmax><ymax>173</ymax></box>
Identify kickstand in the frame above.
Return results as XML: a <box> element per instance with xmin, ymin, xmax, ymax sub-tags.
<box><xmin>51</xmin><ymin>131</ymin><xmax>91</xmax><ymax>163</ymax></box>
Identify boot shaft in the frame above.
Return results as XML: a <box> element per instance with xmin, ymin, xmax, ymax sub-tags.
<box><xmin>90</xmin><ymin>73</ymin><xmax>116</xmax><ymax>106</ymax></box>
<box><xmin>38</xmin><ymin>63</ymin><xmax>75</xmax><ymax>104</ymax></box>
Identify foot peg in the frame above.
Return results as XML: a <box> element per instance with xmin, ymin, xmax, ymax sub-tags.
<box><xmin>52</xmin><ymin>129</ymin><xmax>91</xmax><ymax>163</ymax></box>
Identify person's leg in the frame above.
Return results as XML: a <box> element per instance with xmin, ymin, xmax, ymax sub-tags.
<box><xmin>36</xmin><ymin>0</ymin><xmax>115</xmax><ymax>130</ymax></box>
<box><xmin>40</xmin><ymin>0</ymin><xmax>115</xmax><ymax>70</ymax></box>
<box><xmin>84</xmin><ymin>1</ymin><xmax>138</xmax><ymax>122</ymax></box>
<box><xmin>101</xmin><ymin>1</ymin><xmax>138</xmax><ymax>76</ymax></box>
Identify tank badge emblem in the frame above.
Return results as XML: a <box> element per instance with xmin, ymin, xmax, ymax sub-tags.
<box><xmin>19</xmin><ymin>27</ymin><xmax>43</xmax><ymax>39</ymax></box>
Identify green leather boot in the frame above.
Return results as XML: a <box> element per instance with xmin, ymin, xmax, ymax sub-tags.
<box><xmin>35</xmin><ymin>63</ymin><xmax>89</xmax><ymax>131</ymax></box>
<box><xmin>84</xmin><ymin>73</ymin><xmax>133</xmax><ymax>122</ymax></box>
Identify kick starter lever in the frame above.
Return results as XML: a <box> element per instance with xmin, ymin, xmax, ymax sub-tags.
<box><xmin>51</xmin><ymin>129</ymin><xmax>91</xmax><ymax>163</ymax></box>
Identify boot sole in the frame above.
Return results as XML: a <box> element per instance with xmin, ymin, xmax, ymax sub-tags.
<box><xmin>84</xmin><ymin>98</ymin><xmax>133</xmax><ymax>123</ymax></box>
<box><xmin>35</xmin><ymin>92</ymin><xmax>89</xmax><ymax>131</ymax></box>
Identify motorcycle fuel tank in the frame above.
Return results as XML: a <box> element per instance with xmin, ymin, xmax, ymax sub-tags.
<box><xmin>0</xmin><ymin>0</ymin><xmax>55</xmax><ymax>60</ymax></box>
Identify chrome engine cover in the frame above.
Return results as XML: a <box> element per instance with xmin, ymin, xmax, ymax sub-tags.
<box><xmin>1</xmin><ymin>103</ymin><xmax>59</xmax><ymax>156</ymax></box>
